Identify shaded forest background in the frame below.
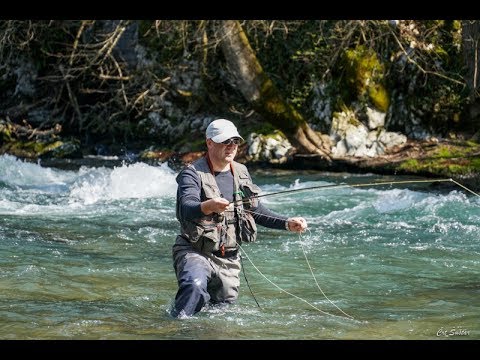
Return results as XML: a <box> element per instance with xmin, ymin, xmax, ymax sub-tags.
<box><xmin>1</xmin><ymin>20</ymin><xmax>480</xmax><ymax>172</ymax></box>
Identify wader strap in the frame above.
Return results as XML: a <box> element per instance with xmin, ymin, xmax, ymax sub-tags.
<box><xmin>231</xmin><ymin>164</ymin><xmax>245</xmax><ymax>244</ymax></box>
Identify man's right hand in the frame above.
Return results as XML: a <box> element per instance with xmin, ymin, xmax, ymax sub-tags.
<box><xmin>201</xmin><ymin>197</ymin><xmax>230</xmax><ymax>215</ymax></box>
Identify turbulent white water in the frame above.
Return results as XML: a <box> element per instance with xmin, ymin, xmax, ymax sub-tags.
<box><xmin>0</xmin><ymin>154</ymin><xmax>479</xmax><ymax>339</ymax></box>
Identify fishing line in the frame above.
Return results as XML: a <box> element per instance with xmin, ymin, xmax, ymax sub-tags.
<box><xmin>221</xmin><ymin>226</ymin><xmax>338</xmax><ymax>316</ymax></box>
<box><xmin>236</xmin><ymin>177</ymin><xmax>480</xmax><ymax>319</ymax></box>
<box><xmin>239</xmin><ymin>253</ymin><xmax>261</xmax><ymax>309</ymax></box>
<box><xmin>298</xmin><ymin>229</ymin><xmax>355</xmax><ymax>320</ymax></box>
<box><xmin>238</xmin><ymin>241</ymin><xmax>345</xmax><ymax>319</ymax></box>
<box><xmin>450</xmin><ymin>179</ymin><xmax>480</xmax><ymax>197</ymax></box>
<box><xmin>241</xmin><ymin>208</ymin><xmax>355</xmax><ymax>320</ymax></box>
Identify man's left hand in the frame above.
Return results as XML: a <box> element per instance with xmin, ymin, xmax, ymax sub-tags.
<box><xmin>287</xmin><ymin>217</ymin><xmax>308</xmax><ymax>233</ymax></box>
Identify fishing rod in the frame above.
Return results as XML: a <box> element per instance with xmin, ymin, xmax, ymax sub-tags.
<box><xmin>232</xmin><ymin>178</ymin><xmax>480</xmax><ymax>205</ymax></box>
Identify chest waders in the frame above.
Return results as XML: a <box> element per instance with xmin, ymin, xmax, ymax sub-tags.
<box><xmin>176</xmin><ymin>156</ymin><xmax>260</xmax><ymax>257</ymax></box>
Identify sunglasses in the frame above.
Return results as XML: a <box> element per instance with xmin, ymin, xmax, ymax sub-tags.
<box><xmin>221</xmin><ymin>138</ymin><xmax>242</xmax><ymax>145</ymax></box>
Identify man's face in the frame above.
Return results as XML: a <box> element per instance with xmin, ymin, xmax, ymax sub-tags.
<box><xmin>207</xmin><ymin>137</ymin><xmax>240</xmax><ymax>165</ymax></box>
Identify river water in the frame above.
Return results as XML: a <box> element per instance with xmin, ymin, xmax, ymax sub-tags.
<box><xmin>0</xmin><ymin>154</ymin><xmax>478</xmax><ymax>339</ymax></box>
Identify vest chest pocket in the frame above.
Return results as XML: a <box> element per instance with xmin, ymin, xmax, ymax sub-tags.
<box><xmin>202</xmin><ymin>183</ymin><xmax>221</xmax><ymax>199</ymax></box>
<box><xmin>183</xmin><ymin>219</ymin><xmax>221</xmax><ymax>253</ymax></box>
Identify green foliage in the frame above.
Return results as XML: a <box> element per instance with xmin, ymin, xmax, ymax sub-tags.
<box><xmin>398</xmin><ymin>142</ymin><xmax>480</xmax><ymax>176</ymax></box>
<box><xmin>255</xmin><ymin>123</ymin><xmax>280</xmax><ymax>135</ymax></box>
<box><xmin>466</xmin><ymin>140</ymin><xmax>479</xmax><ymax>147</ymax></box>
<box><xmin>244</xmin><ymin>20</ymin><xmax>468</xmax><ymax>136</ymax></box>
<box><xmin>399</xmin><ymin>159</ymin><xmax>420</xmax><ymax>171</ymax></box>
<box><xmin>290</xmin><ymin>76</ymin><xmax>315</xmax><ymax>108</ymax></box>
<box><xmin>470</xmin><ymin>158</ymin><xmax>480</xmax><ymax>168</ymax></box>
<box><xmin>435</xmin><ymin>146</ymin><xmax>454</xmax><ymax>158</ymax></box>
<box><xmin>245</xmin><ymin>21</ymin><xmax>333</xmax><ymax>110</ymax></box>
<box><xmin>387</xmin><ymin>20</ymin><xmax>467</xmax><ymax>134</ymax></box>
<box><xmin>433</xmin><ymin>143</ymin><xmax>480</xmax><ymax>159</ymax></box>
<box><xmin>138</xmin><ymin>20</ymin><xmax>195</xmax><ymax>66</ymax></box>
<box><xmin>0</xmin><ymin>19</ymin><xmax>475</xmax><ymax>153</ymax></box>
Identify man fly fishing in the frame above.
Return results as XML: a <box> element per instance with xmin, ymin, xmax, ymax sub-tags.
<box><xmin>171</xmin><ymin>119</ymin><xmax>307</xmax><ymax>318</ymax></box>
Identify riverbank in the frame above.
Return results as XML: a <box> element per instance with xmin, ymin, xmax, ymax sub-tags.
<box><xmin>2</xmin><ymin>114</ymin><xmax>480</xmax><ymax>191</ymax></box>
<box><xmin>23</xmin><ymin>137</ymin><xmax>479</xmax><ymax>192</ymax></box>
<box><xmin>288</xmin><ymin>138</ymin><xmax>480</xmax><ymax>189</ymax></box>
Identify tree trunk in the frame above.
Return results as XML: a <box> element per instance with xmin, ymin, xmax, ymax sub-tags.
<box><xmin>462</xmin><ymin>20</ymin><xmax>480</xmax><ymax>100</ymax></box>
<box><xmin>218</xmin><ymin>20</ymin><xmax>331</xmax><ymax>162</ymax></box>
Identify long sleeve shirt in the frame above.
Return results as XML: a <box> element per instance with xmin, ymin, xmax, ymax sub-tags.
<box><xmin>176</xmin><ymin>166</ymin><xmax>287</xmax><ymax>230</ymax></box>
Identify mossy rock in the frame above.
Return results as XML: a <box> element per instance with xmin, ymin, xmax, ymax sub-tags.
<box><xmin>139</xmin><ymin>149</ymin><xmax>174</xmax><ymax>162</ymax></box>
<box><xmin>1</xmin><ymin>139</ymin><xmax>82</xmax><ymax>159</ymax></box>
<box><xmin>39</xmin><ymin>139</ymin><xmax>82</xmax><ymax>159</ymax></box>
<box><xmin>0</xmin><ymin>121</ymin><xmax>15</xmax><ymax>143</ymax></box>
<box><xmin>368</xmin><ymin>84</ymin><xmax>389</xmax><ymax>112</ymax></box>
<box><xmin>342</xmin><ymin>45</ymin><xmax>390</xmax><ymax>112</ymax></box>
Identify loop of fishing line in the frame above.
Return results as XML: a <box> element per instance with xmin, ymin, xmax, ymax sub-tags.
<box><xmin>236</xmin><ymin>177</ymin><xmax>479</xmax><ymax>319</ymax></box>
<box><xmin>240</xmin><ymin>211</ymin><xmax>354</xmax><ymax>319</ymax></box>
<box><xmin>238</xmin><ymin>242</ymin><xmax>347</xmax><ymax>319</ymax></box>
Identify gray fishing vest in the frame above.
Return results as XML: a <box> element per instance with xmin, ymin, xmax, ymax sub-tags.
<box><xmin>176</xmin><ymin>157</ymin><xmax>260</xmax><ymax>255</ymax></box>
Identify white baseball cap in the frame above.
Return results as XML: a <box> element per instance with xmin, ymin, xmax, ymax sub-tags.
<box><xmin>206</xmin><ymin>119</ymin><xmax>243</xmax><ymax>143</ymax></box>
